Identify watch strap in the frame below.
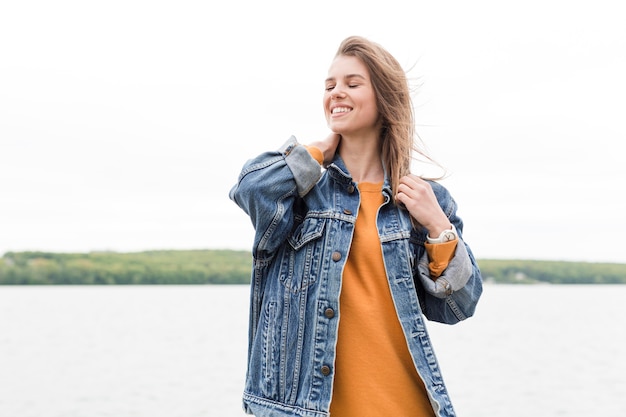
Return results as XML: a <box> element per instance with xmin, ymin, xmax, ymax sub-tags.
<box><xmin>427</xmin><ymin>224</ymin><xmax>458</xmax><ymax>244</ymax></box>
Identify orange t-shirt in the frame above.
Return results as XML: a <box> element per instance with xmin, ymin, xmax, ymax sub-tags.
<box><xmin>304</xmin><ymin>147</ymin><xmax>456</xmax><ymax>415</ymax></box>
<box><xmin>329</xmin><ymin>182</ymin><xmax>436</xmax><ymax>417</ymax></box>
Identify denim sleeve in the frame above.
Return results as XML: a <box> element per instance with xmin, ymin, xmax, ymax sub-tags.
<box><xmin>229</xmin><ymin>136</ymin><xmax>322</xmax><ymax>260</ymax></box>
<box><xmin>416</xmin><ymin>183</ymin><xmax>484</xmax><ymax>324</ymax></box>
<box><xmin>417</xmin><ymin>238</ymin><xmax>483</xmax><ymax>324</ymax></box>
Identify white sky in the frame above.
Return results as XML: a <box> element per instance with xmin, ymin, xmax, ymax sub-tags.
<box><xmin>1</xmin><ymin>0</ymin><xmax>625</xmax><ymax>263</ymax></box>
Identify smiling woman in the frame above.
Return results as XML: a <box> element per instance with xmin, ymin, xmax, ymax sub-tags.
<box><xmin>229</xmin><ymin>35</ymin><xmax>483</xmax><ymax>417</ymax></box>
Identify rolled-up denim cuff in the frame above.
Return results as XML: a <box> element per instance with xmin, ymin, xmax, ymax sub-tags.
<box><xmin>278</xmin><ymin>136</ymin><xmax>322</xmax><ymax>197</ymax></box>
<box><xmin>417</xmin><ymin>239</ymin><xmax>473</xmax><ymax>299</ymax></box>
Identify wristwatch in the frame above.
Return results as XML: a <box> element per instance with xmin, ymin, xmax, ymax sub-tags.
<box><xmin>427</xmin><ymin>224</ymin><xmax>458</xmax><ymax>244</ymax></box>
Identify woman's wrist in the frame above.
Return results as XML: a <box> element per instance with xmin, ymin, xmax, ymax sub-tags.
<box><xmin>427</xmin><ymin>224</ymin><xmax>458</xmax><ymax>244</ymax></box>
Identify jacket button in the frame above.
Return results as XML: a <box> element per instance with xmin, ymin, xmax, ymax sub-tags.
<box><xmin>347</xmin><ymin>185</ymin><xmax>355</xmax><ymax>193</ymax></box>
<box><xmin>324</xmin><ymin>308</ymin><xmax>335</xmax><ymax>319</ymax></box>
<box><xmin>321</xmin><ymin>365</ymin><xmax>331</xmax><ymax>376</ymax></box>
<box><xmin>331</xmin><ymin>251</ymin><xmax>342</xmax><ymax>262</ymax></box>
<box><xmin>343</xmin><ymin>208</ymin><xmax>352</xmax><ymax>215</ymax></box>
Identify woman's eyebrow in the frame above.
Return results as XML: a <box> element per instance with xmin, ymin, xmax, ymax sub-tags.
<box><xmin>325</xmin><ymin>74</ymin><xmax>367</xmax><ymax>83</ymax></box>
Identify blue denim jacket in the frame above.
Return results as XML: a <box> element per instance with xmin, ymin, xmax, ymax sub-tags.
<box><xmin>229</xmin><ymin>136</ymin><xmax>483</xmax><ymax>417</ymax></box>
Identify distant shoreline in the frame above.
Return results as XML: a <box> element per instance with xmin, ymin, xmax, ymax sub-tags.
<box><xmin>2</xmin><ymin>250</ymin><xmax>625</xmax><ymax>285</ymax></box>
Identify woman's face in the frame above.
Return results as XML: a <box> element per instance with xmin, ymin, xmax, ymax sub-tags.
<box><xmin>324</xmin><ymin>55</ymin><xmax>380</xmax><ymax>137</ymax></box>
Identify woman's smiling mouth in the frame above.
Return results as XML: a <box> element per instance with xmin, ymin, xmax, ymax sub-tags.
<box><xmin>332</xmin><ymin>106</ymin><xmax>352</xmax><ymax>114</ymax></box>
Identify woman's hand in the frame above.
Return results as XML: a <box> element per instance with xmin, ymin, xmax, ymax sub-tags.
<box><xmin>396</xmin><ymin>174</ymin><xmax>452</xmax><ymax>237</ymax></box>
<box><xmin>309</xmin><ymin>133</ymin><xmax>341</xmax><ymax>167</ymax></box>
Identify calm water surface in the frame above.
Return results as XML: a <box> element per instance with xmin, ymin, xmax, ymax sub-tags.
<box><xmin>1</xmin><ymin>285</ymin><xmax>625</xmax><ymax>417</ymax></box>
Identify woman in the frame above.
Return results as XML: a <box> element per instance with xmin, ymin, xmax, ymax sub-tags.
<box><xmin>229</xmin><ymin>36</ymin><xmax>483</xmax><ymax>417</ymax></box>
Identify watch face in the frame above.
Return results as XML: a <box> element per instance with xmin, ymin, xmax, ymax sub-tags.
<box><xmin>444</xmin><ymin>231</ymin><xmax>455</xmax><ymax>241</ymax></box>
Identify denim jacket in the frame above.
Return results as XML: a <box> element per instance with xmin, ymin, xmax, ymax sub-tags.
<box><xmin>229</xmin><ymin>136</ymin><xmax>483</xmax><ymax>417</ymax></box>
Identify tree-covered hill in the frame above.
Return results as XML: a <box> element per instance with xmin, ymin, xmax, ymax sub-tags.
<box><xmin>0</xmin><ymin>250</ymin><xmax>251</xmax><ymax>285</ymax></box>
<box><xmin>1</xmin><ymin>250</ymin><xmax>625</xmax><ymax>285</ymax></box>
<box><xmin>478</xmin><ymin>259</ymin><xmax>626</xmax><ymax>284</ymax></box>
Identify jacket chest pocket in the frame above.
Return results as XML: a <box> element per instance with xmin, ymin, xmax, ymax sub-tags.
<box><xmin>281</xmin><ymin>217</ymin><xmax>327</xmax><ymax>293</ymax></box>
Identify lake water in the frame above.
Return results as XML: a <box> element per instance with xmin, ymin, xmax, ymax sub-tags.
<box><xmin>1</xmin><ymin>284</ymin><xmax>625</xmax><ymax>417</ymax></box>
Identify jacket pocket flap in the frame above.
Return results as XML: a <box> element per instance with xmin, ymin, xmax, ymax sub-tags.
<box><xmin>288</xmin><ymin>217</ymin><xmax>326</xmax><ymax>250</ymax></box>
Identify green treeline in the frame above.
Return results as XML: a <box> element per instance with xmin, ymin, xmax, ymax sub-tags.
<box><xmin>478</xmin><ymin>259</ymin><xmax>626</xmax><ymax>284</ymax></box>
<box><xmin>0</xmin><ymin>250</ymin><xmax>252</xmax><ymax>285</ymax></box>
<box><xmin>1</xmin><ymin>250</ymin><xmax>625</xmax><ymax>285</ymax></box>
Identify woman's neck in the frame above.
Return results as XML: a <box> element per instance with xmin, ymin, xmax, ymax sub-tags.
<box><xmin>338</xmin><ymin>133</ymin><xmax>384</xmax><ymax>184</ymax></box>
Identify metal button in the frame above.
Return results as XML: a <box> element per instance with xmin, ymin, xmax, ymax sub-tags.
<box><xmin>324</xmin><ymin>308</ymin><xmax>335</xmax><ymax>319</ymax></box>
<box><xmin>321</xmin><ymin>365</ymin><xmax>331</xmax><ymax>376</ymax></box>
<box><xmin>331</xmin><ymin>251</ymin><xmax>342</xmax><ymax>262</ymax></box>
<box><xmin>343</xmin><ymin>208</ymin><xmax>352</xmax><ymax>215</ymax></box>
<box><xmin>347</xmin><ymin>185</ymin><xmax>355</xmax><ymax>193</ymax></box>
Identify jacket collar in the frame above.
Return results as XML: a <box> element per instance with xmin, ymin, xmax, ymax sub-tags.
<box><xmin>326</xmin><ymin>153</ymin><xmax>394</xmax><ymax>202</ymax></box>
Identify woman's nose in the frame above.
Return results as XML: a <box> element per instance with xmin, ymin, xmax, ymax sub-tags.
<box><xmin>331</xmin><ymin>84</ymin><xmax>346</xmax><ymax>99</ymax></box>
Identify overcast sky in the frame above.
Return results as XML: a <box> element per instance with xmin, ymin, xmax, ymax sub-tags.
<box><xmin>1</xmin><ymin>0</ymin><xmax>625</xmax><ymax>263</ymax></box>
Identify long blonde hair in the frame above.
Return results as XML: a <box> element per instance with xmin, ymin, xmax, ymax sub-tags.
<box><xmin>334</xmin><ymin>36</ymin><xmax>439</xmax><ymax>201</ymax></box>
